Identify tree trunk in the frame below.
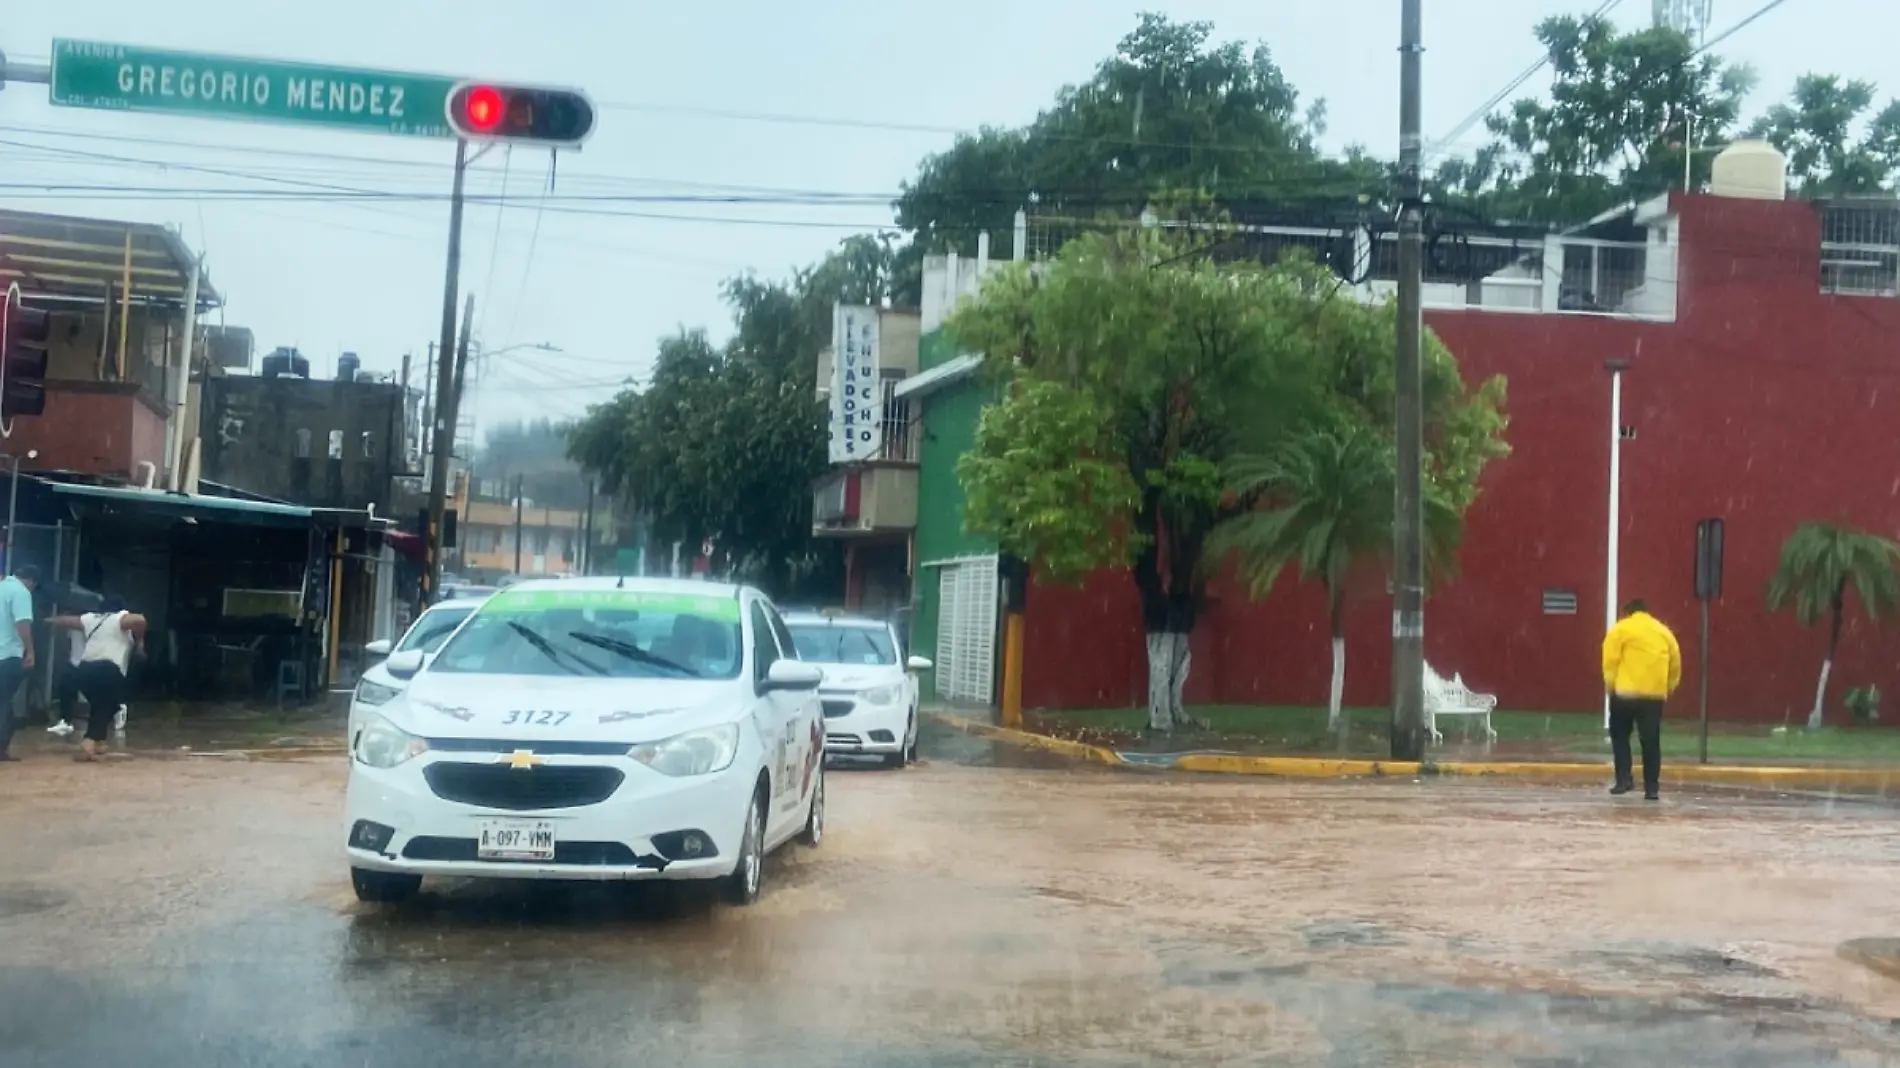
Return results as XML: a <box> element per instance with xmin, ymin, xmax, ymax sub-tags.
<box><xmin>1811</xmin><ymin>589</ymin><xmax>1846</xmax><ymax>730</ymax></box>
<box><xmin>1144</xmin><ymin>631</ymin><xmax>1190</xmax><ymax>732</ymax></box>
<box><xmin>1808</xmin><ymin>658</ymin><xmax>1832</xmax><ymax>731</ymax></box>
<box><xmin>1326</xmin><ymin>595</ymin><xmax>1346</xmax><ymax>737</ymax></box>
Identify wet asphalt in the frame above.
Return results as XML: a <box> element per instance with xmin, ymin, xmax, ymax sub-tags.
<box><xmin>3</xmin><ymin>717</ymin><xmax>1899</xmax><ymax>1067</ymax></box>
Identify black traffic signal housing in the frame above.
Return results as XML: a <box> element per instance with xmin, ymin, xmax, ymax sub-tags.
<box><xmin>445</xmin><ymin>82</ymin><xmax>595</xmax><ymax>147</ymax></box>
<box><xmin>0</xmin><ymin>283</ymin><xmax>49</xmax><ymax>423</ymax></box>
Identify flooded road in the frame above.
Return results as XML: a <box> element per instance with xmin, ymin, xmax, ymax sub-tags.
<box><xmin>2</xmin><ymin>722</ymin><xmax>1898</xmax><ymax>1066</ymax></box>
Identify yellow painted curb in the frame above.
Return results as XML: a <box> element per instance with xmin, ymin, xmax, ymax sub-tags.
<box><xmin>924</xmin><ymin>711</ymin><xmax>1900</xmax><ymax>791</ymax></box>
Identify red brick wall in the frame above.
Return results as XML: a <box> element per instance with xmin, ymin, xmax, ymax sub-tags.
<box><xmin>1022</xmin><ymin>194</ymin><xmax>1900</xmax><ymax>723</ymax></box>
<box><xmin>8</xmin><ymin>384</ymin><xmax>169</xmax><ymax>481</ymax></box>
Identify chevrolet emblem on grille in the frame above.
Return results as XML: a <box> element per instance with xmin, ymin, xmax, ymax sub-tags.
<box><xmin>501</xmin><ymin>749</ymin><xmax>546</xmax><ymax>770</ymax></box>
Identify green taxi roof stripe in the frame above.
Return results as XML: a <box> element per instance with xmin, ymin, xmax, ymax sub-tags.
<box><xmin>482</xmin><ymin>588</ymin><xmax>741</xmax><ymax>621</ymax></box>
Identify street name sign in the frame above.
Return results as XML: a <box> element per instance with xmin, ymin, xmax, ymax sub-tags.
<box><xmin>49</xmin><ymin>39</ymin><xmax>457</xmax><ymax>139</ymax></box>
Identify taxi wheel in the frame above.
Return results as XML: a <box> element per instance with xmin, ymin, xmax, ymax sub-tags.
<box><xmin>798</xmin><ymin>763</ymin><xmax>825</xmax><ymax>847</ymax></box>
<box><xmin>351</xmin><ymin>867</ymin><xmax>420</xmax><ymax>904</ymax></box>
<box><xmin>721</xmin><ymin>785</ymin><xmax>768</xmax><ymax>907</ymax></box>
<box><xmin>903</xmin><ymin>715</ymin><xmax>920</xmax><ymax>765</ymax></box>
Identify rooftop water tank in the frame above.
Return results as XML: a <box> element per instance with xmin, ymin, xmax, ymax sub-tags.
<box><xmin>1709</xmin><ymin>139</ymin><xmax>1787</xmax><ymax>200</ymax></box>
<box><xmin>338</xmin><ymin>352</ymin><xmax>361</xmax><ymax>382</ymax></box>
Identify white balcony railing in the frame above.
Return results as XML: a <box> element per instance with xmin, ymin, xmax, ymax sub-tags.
<box><xmin>1026</xmin><ymin>216</ymin><xmax>1677</xmax><ymax>321</ymax></box>
<box><xmin>1820</xmin><ymin>202</ymin><xmax>1900</xmax><ymax>297</ymax></box>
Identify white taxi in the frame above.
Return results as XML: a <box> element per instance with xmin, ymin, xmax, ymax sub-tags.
<box><xmin>343</xmin><ymin>577</ymin><xmax>826</xmax><ymax>906</ymax></box>
<box><xmin>782</xmin><ymin>612</ymin><xmax>931</xmax><ymax>768</ymax></box>
<box><xmin>349</xmin><ymin>597</ymin><xmax>485</xmax><ymax>741</ymax></box>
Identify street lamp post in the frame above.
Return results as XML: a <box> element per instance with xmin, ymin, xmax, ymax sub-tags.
<box><xmin>1603</xmin><ymin>359</ymin><xmax>1630</xmax><ymax>733</ymax></box>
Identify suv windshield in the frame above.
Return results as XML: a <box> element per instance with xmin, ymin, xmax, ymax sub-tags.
<box><xmin>787</xmin><ymin>623</ymin><xmax>897</xmax><ymax>666</ymax></box>
<box><xmin>431</xmin><ymin>588</ymin><xmax>743</xmax><ymax>679</ymax></box>
<box><xmin>396</xmin><ymin>605</ymin><xmax>475</xmax><ymax>654</ymax></box>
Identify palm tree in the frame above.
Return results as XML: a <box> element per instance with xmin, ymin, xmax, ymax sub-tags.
<box><xmin>1765</xmin><ymin>521</ymin><xmax>1900</xmax><ymax>729</ymax></box>
<box><xmin>1208</xmin><ymin>425</ymin><xmax>1462</xmax><ymax>736</ymax></box>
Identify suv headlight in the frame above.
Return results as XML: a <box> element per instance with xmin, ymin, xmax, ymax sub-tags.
<box><xmin>354</xmin><ymin>714</ymin><xmax>428</xmax><ymax>769</ymax></box>
<box><xmin>629</xmin><ymin>723</ymin><xmax>740</xmax><ymax>777</ymax></box>
<box><xmin>859</xmin><ymin>685</ymin><xmax>898</xmax><ymax>706</ymax></box>
<box><xmin>354</xmin><ymin>677</ymin><xmax>401</xmax><ymax>707</ymax></box>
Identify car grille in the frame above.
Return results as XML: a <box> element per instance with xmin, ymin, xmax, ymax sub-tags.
<box><xmin>402</xmin><ymin>836</ymin><xmax>650</xmax><ymax>867</ymax></box>
<box><xmin>826</xmin><ymin>732</ymin><xmax>863</xmax><ymax>747</ymax></box>
<box><xmin>423</xmin><ymin>762</ymin><xmax>624</xmax><ymax>810</ymax></box>
<box><xmin>821</xmin><ymin>699</ymin><xmax>855</xmax><ymax>718</ymax></box>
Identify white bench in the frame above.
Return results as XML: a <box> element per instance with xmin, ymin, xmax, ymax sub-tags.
<box><xmin>1425</xmin><ymin>663</ymin><xmax>1498</xmax><ymax>743</ymax></box>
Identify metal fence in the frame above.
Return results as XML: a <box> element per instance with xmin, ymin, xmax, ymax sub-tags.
<box><xmin>1819</xmin><ymin>202</ymin><xmax>1900</xmax><ymax>297</ymax></box>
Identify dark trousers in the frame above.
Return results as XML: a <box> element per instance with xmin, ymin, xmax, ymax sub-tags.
<box><xmin>0</xmin><ymin>656</ymin><xmax>26</xmax><ymax>754</ymax></box>
<box><xmin>1610</xmin><ymin>694</ymin><xmax>1664</xmax><ymax>793</ymax></box>
<box><xmin>73</xmin><ymin>661</ymin><xmax>125</xmax><ymax>744</ymax></box>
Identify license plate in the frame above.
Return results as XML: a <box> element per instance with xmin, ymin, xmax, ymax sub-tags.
<box><xmin>477</xmin><ymin>819</ymin><xmax>555</xmax><ymax>861</ymax></box>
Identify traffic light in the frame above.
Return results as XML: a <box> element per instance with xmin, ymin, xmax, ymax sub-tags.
<box><xmin>445</xmin><ymin>82</ymin><xmax>595</xmax><ymax>147</ymax></box>
<box><xmin>0</xmin><ymin>283</ymin><xmax>49</xmax><ymax>425</ymax></box>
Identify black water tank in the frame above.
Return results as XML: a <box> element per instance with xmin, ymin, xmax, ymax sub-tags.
<box><xmin>338</xmin><ymin>352</ymin><xmax>360</xmax><ymax>382</ymax></box>
<box><xmin>261</xmin><ymin>349</ymin><xmax>290</xmax><ymax>378</ymax></box>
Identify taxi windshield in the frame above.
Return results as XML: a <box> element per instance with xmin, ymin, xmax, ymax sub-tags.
<box><xmin>787</xmin><ymin>623</ymin><xmax>897</xmax><ymax>666</ymax></box>
<box><xmin>429</xmin><ymin>589</ymin><xmax>743</xmax><ymax>680</ymax></box>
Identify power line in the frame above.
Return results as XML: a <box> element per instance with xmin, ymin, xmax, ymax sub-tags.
<box><xmin>1427</xmin><ymin>0</ymin><xmax>1629</xmax><ymax>162</ymax></box>
<box><xmin>504</xmin><ymin>153</ymin><xmax>554</xmax><ymax>348</ymax></box>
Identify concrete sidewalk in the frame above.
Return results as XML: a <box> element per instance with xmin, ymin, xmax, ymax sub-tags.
<box><xmin>924</xmin><ymin>710</ymin><xmax>1900</xmax><ymax>793</ymax></box>
<box><xmin>11</xmin><ymin>706</ymin><xmax>347</xmax><ymax>761</ymax></box>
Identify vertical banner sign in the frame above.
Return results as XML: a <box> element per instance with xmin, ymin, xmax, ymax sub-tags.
<box><xmin>828</xmin><ymin>304</ymin><xmax>883</xmax><ymax>463</ymax></box>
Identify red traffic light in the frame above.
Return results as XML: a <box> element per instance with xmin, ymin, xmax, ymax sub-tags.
<box><xmin>445</xmin><ymin>82</ymin><xmax>595</xmax><ymax>147</ymax></box>
<box><xmin>464</xmin><ymin>85</ymin><xmax>504</xmax><ymax>133</ymax></box>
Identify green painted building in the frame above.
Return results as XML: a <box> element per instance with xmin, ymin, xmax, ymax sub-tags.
<box><xmin>899</xmin><ymin>251</ymin><xmax>1008</xmax><ymax>706</ymax></box>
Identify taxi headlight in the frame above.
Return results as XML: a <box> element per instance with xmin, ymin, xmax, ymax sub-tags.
<box><xmin>353</xmin><ymin>714</ymin><xmax>428</xmax><ymax>769</ymax></box>
<box><xmin>354</xmin><ymin>677</ymin><xmax>401</xmax><ymax>707</ymax></box>
<box><xmin>859</xmin><ymin>685</ymin><xmax>898</xmax><ymax>706</ymax></box>
<box><xmin>630</xmin><ymin>723</ymin><xmax>741</xmax><ymax>777</ymax></box>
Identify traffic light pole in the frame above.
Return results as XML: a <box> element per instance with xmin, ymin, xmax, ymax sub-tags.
<box><xmin>422</xmin><ymin>138</ymin><xmax>469</xmax><ymax>611</ymax></box>
<box><xmin>1390</xmin><ymin>0</ymin><xmax>1428</xmax><ymax>762</ymax></box>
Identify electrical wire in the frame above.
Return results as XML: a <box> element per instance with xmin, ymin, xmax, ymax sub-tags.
<box><xmin>1427</xmin><ymin>0</ymin><xmax>1629</xmax><ymax>163</ymax></box>
<box><xmin>503</xmin><ymin>153</ymin><xmax>553</xmax><ymax>348</ymax></box>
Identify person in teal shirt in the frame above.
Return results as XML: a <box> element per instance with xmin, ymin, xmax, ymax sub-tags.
<box><xmin>0</xmin><ymin>564</ymin><xmax>41</xmax><ymax>761</ymax></box>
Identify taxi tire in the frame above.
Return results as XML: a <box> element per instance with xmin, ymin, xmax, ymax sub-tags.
<box><xmin>798</xmin><ymin>763</ymin><xmax>825</xmax><ymax>847</ymax></box>
<box><xmin>721</xmin><ymin>785</ymin><xmax>768</xmax><ymax>907</ymax></box>
<box><xmin>351</xmin><ymin>867</ymin><xmax>421</xmax><ymax>904</ymax></box>
<box><xmin>903</xmin><ymin>715</ymin><xmax>919</xmax><ymax>765</ymax></box>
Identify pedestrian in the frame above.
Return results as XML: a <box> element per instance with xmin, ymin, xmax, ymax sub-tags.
<box><xmin>0</xmin><ymin>564</ymin><xmax>39</xmax><ymax>761</ymax></box>
<box><xmin>46</xmin><ymin>596</ymin><xmax>146</xmax><ymax>762</ymax></box>
<box><xmin>1601</xmin><ymin>598</ymin><xmax>1682</xmax><ymax>800</ymax></box>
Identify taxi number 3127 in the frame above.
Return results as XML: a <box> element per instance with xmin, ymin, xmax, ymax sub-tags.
<box><xmin>501</xmin><ymin>710</ymin><xmax>571</xmax><ymax>726</ymax></box>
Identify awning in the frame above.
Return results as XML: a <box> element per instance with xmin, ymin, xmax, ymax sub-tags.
<box><xmin>893</xmin><ymin>354</ymin><xmax>982</xmax><ymax>400</ymax></box>
<box><xmin>0</xmin><ymin>208</ymin><xmax>221</xmax><ymax>311</ymax></box>
<box><xmin>46</xmin><ymin>481</ymin><xmax>373</xmax><ymax>529</ymax></box>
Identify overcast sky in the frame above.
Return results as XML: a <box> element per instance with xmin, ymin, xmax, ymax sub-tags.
<box><xmin>6</xmin><ymin>0</ymin><xmax>1893</xmax><ymax>435</ymax></box>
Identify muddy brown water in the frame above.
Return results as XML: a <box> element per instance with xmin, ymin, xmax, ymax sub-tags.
<box><xmin>1</xmin><ymin>730</ymin><xmax>1897</xmax><ymax>1066</ymax></box>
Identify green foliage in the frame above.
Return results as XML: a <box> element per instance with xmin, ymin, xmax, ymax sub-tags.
<box><xmin>1436</xmin><ymin>15</ymin><xmax>1755</xmax><ymax>224</ymax></box>
<box><xmin>956</xmin><ymin>379</ymin><xmax>1139</xmax><ymax>583</ymax></box>
<box><xmin>1744</xmin><ymin>75</ymin><xmax>1900</xmax><ymax>195</ymax></box>
<box><xmin>1844</xmin><ymin>685</ymin><xmax>1881</xmax><ymax>725</ymax></box>
<box><xmin>948</xmin><ymin>225</ymin><xmax>1508</xmax><ymax>638</ymax></box>
<box><xmin>896</xmin><ymin>13</ymin><xmax>1374</xmax><ymax>260</ymax></box>
<box><xmin>1766</xmin><ymin>521</ymin><xmax>1900</xmax><ymax>633</ymax></box>
<box><xmin>1207</xmin><ymin>425</ymin><xmax>1464</xmax><ymax>628</ymax></box>
<box><xmin>566</xmin><ymin>235</ymin><xmax>896</xmax><ymax>593</ymax></box>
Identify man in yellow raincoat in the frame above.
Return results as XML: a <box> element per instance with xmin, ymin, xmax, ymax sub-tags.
<box><xmin>1602</xmin><ymin>599</ymin><xmax>1682</xmax><ymax>800</ymax></box>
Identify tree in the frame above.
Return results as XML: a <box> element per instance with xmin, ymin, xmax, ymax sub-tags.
<box><xmin>949</xmin><ymin>227</ymin><xmax>1506</xmax><ymax>732</ymax></box>
<box><xmin>1765</xmin><ymin>521</ymin><xmax>1900</xmax><ymax>729</ymax></box>
<box><xmin>567</xmin><ymin>235</ymin><xmax>897</xmax><ymax>597</ymax></box>
<box><xmin>1436</xmin><ymin>15</ymin><xmax>1755</xmax><ymax>225</ymax></box>
<box><xmin>895</xmin><ymin>13</ymin><xmax>1370</xmax><ymax>261</ymax></box>
<box><xmin>1744</xmin><ymin>75</ymin><xmax>1900</xmax><ymax>195</ymax></box>
<box><xmin>1207</xmin><ymin>426</ymin><xmax>1463</xmax><ymax>737</ymax></box>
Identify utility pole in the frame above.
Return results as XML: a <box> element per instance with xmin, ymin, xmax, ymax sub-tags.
<box><xmin>1391</xmin><ymin>0</ymin><xmax>1428</xmax><ymax>762</ymax></box>
<box><xmin>582</xmin><ymin>478</ymin><xmax>597</xmax><ymax>576</ymax></box>
<box><xmin>422</xmin><ymin>139</ymin><xmax>469</xmax><ymax>610</ymax></box>
<box><xmin>513</xmin><ymin>473</ymin><xmax>524</xmax><ymax>575</ymax></box>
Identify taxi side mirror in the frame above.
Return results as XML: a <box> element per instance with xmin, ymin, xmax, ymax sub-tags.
<box><xmin>906</xmin><ymin>655</ymin><xmax>934</xmax><ymax>672</ymax></box>
<box><xmin>385</xmin><ymin>650</ymin><xmax>426</xmax><ymax>680</ymax></box>
<box><xmin>764</xmin><ymin>659</ymin><xmax>823</xmax><ymax>692</ymax></box>
<box><xmin>364</xmin><ymin>638</ymin><xmax>393</xmax><ymax>658</ymax></box>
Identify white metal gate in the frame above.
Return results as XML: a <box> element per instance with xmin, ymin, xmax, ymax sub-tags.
<box><xmin>933</xmin><ymin>555</ymin><xmax>998</xmax><ymax>704</ymax></box>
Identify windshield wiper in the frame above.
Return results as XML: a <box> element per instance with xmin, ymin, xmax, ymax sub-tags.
<box><xmin>567</xmin><ymin>631</ymin><xmax>702</xmax><ymax>678</ymax></box>
<box><xmin>507</xmin><ymin>620</ymin><xmax>606</xmax><ymax>675</ymax></box>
